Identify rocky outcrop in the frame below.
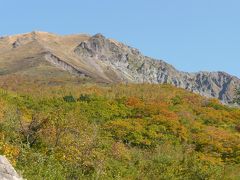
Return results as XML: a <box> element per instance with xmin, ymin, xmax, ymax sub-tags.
<box><xmin>44</xmin><ymin>52</ymin><xmax>87</xmax><ymax>77</ymax></box>
<box><xmin>74</xmin><ymin>34</ymin><xmax>240</xmax><ymax>103</ymax></box>
<box><xmin>0</xmin><ymin>156</ymin><xmax>22</xmax><ymax>180</ymax></box>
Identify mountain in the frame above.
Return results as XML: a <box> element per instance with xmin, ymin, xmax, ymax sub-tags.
<box><xmin>0</xmin><ymin>31</ymin><xmax>239</xmax><ymax>103</ymax></box>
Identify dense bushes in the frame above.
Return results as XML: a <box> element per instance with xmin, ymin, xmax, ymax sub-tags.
<box><xmin>0</xmin><ymin>84</ymin><xmax>240</xmax><ymax>179</ymax></box>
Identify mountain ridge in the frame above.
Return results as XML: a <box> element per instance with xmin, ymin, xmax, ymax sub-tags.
<box><xmin>0</xmin><ymin>31</ymin><xmax>239</xmax><ymax>103</ymax></box>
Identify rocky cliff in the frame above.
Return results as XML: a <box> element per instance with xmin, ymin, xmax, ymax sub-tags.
<box><xmin>74</xmin><ymin>33</ymin><xmax>240</xmax><ymax>103</ymax></box>
<box><xmin>0</xmin><ymin>32</ymin><xmax>239</xmax><ymax>103</ymax></box>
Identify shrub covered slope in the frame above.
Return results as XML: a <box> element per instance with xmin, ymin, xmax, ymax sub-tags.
<box><xmin>0</xmin><ymin>83</ymin><xmax>240</xmax><ymax>179</ymax></box>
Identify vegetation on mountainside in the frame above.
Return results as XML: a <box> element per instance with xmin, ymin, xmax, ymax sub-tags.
<box><xmin>234</xmin><ymin>88</ymin><xmax>240</xmax><ymax>105</ymax></box>
<box><xmin>0</xmin><ymin>82</ymin><xmax>240</xmax><ymax>179</ymax></box>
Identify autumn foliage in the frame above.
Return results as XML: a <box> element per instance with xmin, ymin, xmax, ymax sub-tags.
<box><xmin>0</xmin><ymin>82</ymin><xmax>239</xmax><ymax>179</ymax></box>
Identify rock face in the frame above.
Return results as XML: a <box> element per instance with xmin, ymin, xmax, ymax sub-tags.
<box><xmin>74</xmin><ymin>34</ymin><xmax>240</xmax><ymax>103</ymax></box>
<box><xmin>0</xmin><ymin>31</ymin><xmax>239</xmax><ymax>103</ymax></box>
<box><xmin>0</xmin><ymin>156</ymin><xmax>22</xmax><ymax>180</ymax></box>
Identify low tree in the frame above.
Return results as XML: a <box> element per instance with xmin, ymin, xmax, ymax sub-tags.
<box><xmin>234</xmin><ymin>88</ymin><xmax>240</xmax><ymax>105</ymax></box>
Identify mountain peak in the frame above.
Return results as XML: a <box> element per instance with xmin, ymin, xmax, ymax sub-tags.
<box><xmin>92</xmin><ymin>33</ymin><xmax>106</xmax><ymax>39</ymax></box>
<box><xmin>0</xmin><ymin>31</ymin><xmax>239</xmax><ymax>103</ymax></box>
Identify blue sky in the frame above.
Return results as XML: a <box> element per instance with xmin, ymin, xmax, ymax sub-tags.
<box><xmin>1</xmin><ymin>0</ymin><xmax>240</xmax><ymax>77</ymax></box>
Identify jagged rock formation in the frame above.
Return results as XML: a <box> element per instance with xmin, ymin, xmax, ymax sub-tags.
<box><xmin>74</xmin><ymin>33</ymin><xmax>240</xmax><ymax>103</ymax></box>
<box><xmin>0</xmin><ymin>31</ymin><xmax>239</xmax><ymax>103</ymax></box>
<box><xmin>0</xmin><ymin>156</ymin><xmax>22</xmax><ymax>180</ymax></box>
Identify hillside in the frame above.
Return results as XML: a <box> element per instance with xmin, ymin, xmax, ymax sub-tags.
<box><xmin>0</xmin><ymin>83</ymin><xmax>240</xmax><ymax>179</ymax></box>
<box><xmin>0</xmin><ymin>32</ymin><xmax>240</xmax><ymax>103</ymax></box>
<box><xmin>0</xmin><ymin>31</ymin><xmax>240</xmax><ymax>179</ymax></box>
